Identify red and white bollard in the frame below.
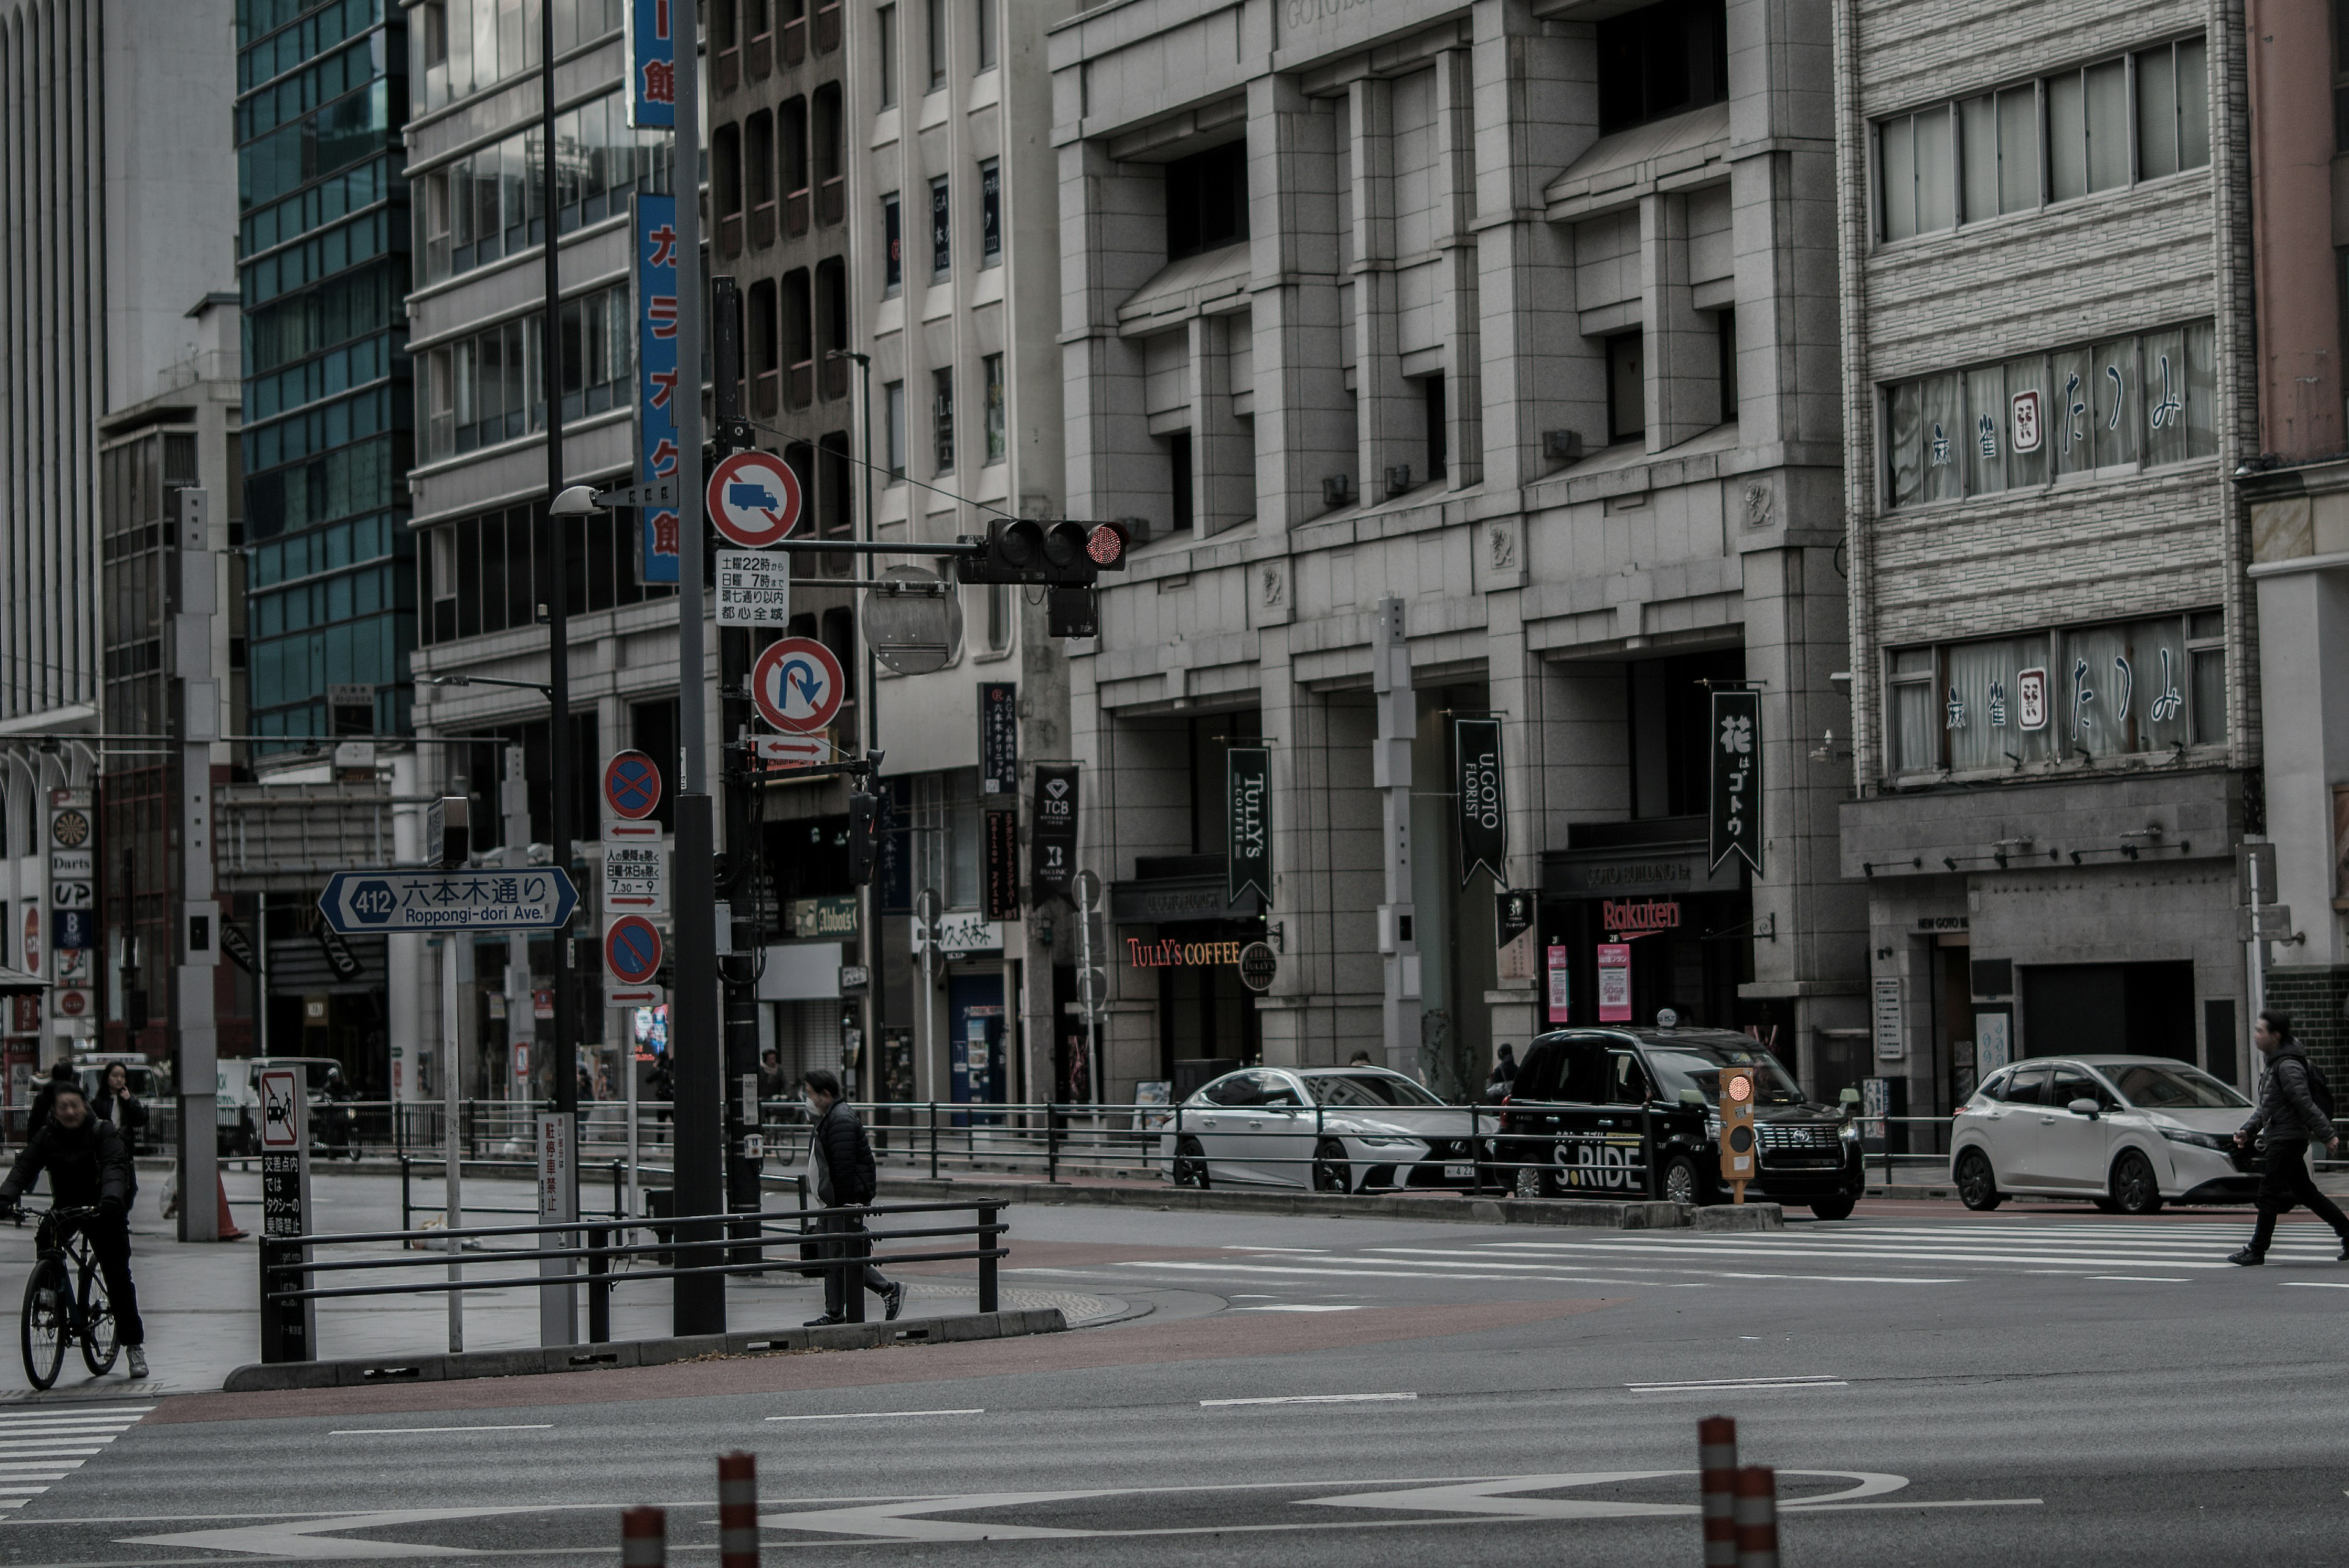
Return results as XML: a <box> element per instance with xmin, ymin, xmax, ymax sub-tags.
<box><xmin>1732</xmin><ymin>1464</ymin><xmax>1780</xmax><ymax>1568</ymax></box>
<box><xmin>1698</xmin><ymin>1415</ymin><xmax>1739</xmax><ymax>1567</ymax></box>
<box><xmin>620</xmin><ymin>1506</ymin><xmax>666</xmax><ymax>1568</ymax></box>
<box><xmin>718</xmin><ymin>1451</ymin><xmax>760</xmax><ymax>1568</ymax></box>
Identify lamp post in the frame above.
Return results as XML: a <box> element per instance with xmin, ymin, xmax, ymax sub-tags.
<box><xmin>828</xmin><ymin>348</ymin><xmax>878</xmax><ymax>1102</ymax></box>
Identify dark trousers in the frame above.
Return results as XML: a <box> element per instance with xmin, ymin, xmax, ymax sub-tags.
<box><xmin>817</xmin><ymin>1211</ymin><xmax>892</xmax><ymax>1315</ymax></box>
<box><xmin>77</xmin><ymin>1211</ymin><xmax>144</xmax><ymax>1347</ymax></box>
<box><xmin>2249</xmin><ymin>1139</ymin><xmax>2349</xmax><ymax>1254</ymax></box>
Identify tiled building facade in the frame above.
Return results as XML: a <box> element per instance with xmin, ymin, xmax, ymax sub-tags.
<box><xmin>1834</xmin><ymin>0</ymin><xmax>2262</xmax><ymax>1118</ymax></box>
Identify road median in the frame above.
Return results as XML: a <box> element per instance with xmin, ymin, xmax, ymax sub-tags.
<box><xmin>220</xmin><ymin>1306</ymin><xmax>1067</xmax><ymax>1394</ymax></box>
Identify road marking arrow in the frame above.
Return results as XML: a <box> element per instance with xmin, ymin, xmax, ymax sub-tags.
<box><xmin>123</xmin><ymin>1507</ymin><xmax>536</xmax><ymax>1559</ymax></box>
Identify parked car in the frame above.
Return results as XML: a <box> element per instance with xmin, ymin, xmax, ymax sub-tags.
<box><xmin>1490</xmin><ymin>1028</ymin><xmax>1865</xmax><ymax>1219</ymax></box>
<box><xmin>1156</xmin><ymin>1066</ymin><xmax>1489</xmax><ymax>1192</ymax></box>
<box><xmin>215</xmin><ymin>1057</ymin><xmax>345</xmax><ymax>1156</ymax></box>
<box><xmin>1950</xmin><ymin>1055</ymin><xmax>2258</xmax><ymax>1214</ymax></box>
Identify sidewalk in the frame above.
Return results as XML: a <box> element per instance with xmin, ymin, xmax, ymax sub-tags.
<box><xmin>0</xmin><ymin>1169</ymin><xmax>1113</xmax><ymax>1400</ymax></box>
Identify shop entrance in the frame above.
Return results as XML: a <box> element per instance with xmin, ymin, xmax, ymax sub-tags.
<box><xmin>1545</xmin><ymin>889</ymin><xmax>1752</xmax><ymax>1032</ymax></box>
<box><xmin>1151</xmin><ymin>921</ymin><xmax>1262</xmax><ymax>1083</ymax></box>
<box><xmin>948</xmin><ymin>971</ymin><xmax>1006</xmax><ymax>1124</ymax></box>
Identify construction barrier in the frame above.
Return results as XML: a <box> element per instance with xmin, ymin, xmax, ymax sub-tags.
<box><xmin>718</xmin><ymin>1452</ymin><xmax>759</xmax><ymax>1568</ymax></box>
<box><xmin>1732</xmin><ymin>1464</ymin><xmax>1779</xmax><ymax>1568</ymax></box>
<box><xmin>620</xmin><ymin>1506</ymin><xmax>665</xmax><ymax>1568</ymax></box>
<box><xmin>1698</xmin><ymin>1414</ymin><xmax>1739</xmax><ymax>1567</ymax></box>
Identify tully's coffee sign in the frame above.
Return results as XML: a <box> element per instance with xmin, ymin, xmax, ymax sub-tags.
<box><xmin>1603</xmin><ymin>897</ymin><xmax>1680</xmax><ymax>935</ymax></box>
<box><xmin>1226</xmin><ymin>746</ymin><xmax>1271</xmax><ymax>908</ymax></box>
<box><xmin>1126</xmin><ymin>937</ymin><xmax>1253</xmax><ymax>970</ymax></box>
<box><xmin>1454</xmin><ymin>718</ymin><xmax>1504</xmax><ymax>888</ymax></box>
<box><xmin>1709</xmin><ymin>688</ymin><xmax>1763</xmax><ymax>877</ymax></box>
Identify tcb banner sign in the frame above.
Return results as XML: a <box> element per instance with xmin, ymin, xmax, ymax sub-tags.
<box><xmin>1030</xmin><ymin>763</ymin><xmax>1079</xmax><ymax>907</ymax></box>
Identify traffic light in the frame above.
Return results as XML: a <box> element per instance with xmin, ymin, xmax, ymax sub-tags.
<box><xmin>1718</xmin><ymin>1065</ymin><xmax>1757</xmax><ymax>1203</ymax></box>
<box><xmin>960</xmin><ymin>519</ymin><xmax>1130</xmax><ymax>585</ymax></box>
<box><xmin>847</xmin><ymin>790</ymin><xmax>880</xmax><ymax>885</ymax></box>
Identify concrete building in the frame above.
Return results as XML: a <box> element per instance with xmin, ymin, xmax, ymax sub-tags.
<box><xmin>0</xmin><ymin>1</ymin><xmax>240</xmax><ymax>1085</ymax></box>
<box><xmin>1833</xmin><ymin>1</ymin><xmax>2260</xmax><ymax>1123</ymax></box>
<box><xmin>2238</xmin><ymin>0</ymin><xmax>2349</xmax><ymax>1076</ymax></box>
<box><xmin>848</xmin><ymin>0</ymin><xmax>1075</xmax><ymax>1110</ymax></box>
<box><xmin>1053</xmin><ymin>0</ymin><xmax>1864</xmax><ymax>1108</ymax></box>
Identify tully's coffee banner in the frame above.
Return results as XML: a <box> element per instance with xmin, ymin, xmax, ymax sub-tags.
<box><xmin>1030</xmin><ymin>762</ymin><xmax>1080</xmax><ymax>907</ymax></box>
<box><xmin>1455</xmin><ymin>718</ymin><xmax>1505</xmax><ymax>888</ymax></box>
<box><xmin>1709</xmin><ymin>688</ymin><xmax>1764</xmax><ymax>875</ymax></box>
<box><xmin>1226</xmin><ymin>745</ymin><xmax>1271</xmax><ymax>908</ymax></box>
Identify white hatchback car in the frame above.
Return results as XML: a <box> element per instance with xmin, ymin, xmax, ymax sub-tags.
<box><xmin>1950</xmin><ymin>1055</ymin><xmax>2258</xmax><ymax>1214</ymax></box>
<box><xmin>1158</xmin><ymin>1066</ymin><xmax>1488</xmax><ymax>1192</ymax></box>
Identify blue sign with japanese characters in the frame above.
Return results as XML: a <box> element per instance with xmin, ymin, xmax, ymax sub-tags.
<box><xmin>627</xmin><ymin>0</ymin><xmax>677</xmax><ymax>129</ymax></box>
<box><xmin>633</xmin><ymin>193</ymin><xmax>681</xmax><ymax>584</ymax></box>
<box><xmin>317</xmin><ymin>869</ymin><xmax>580</xmax><ymax>935</ymax></box>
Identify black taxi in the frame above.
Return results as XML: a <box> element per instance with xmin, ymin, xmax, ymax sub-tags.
<box><xmin>1485</xmin><ymin>1026</ymin><xmax>1863</xmax><ymax>1219</ymax></box>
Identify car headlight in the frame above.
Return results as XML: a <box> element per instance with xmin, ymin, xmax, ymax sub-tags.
<box><xmin>2159</xmin><ymin>1126</ymin><xmax>2233</xmax><ymax>1153</ymax></box>
<box><xmin>1839</xmin><ymin>1121</ymin><xmax>1861</xmax><ymax>1144</ymax></box>
<box><xmin>1353</xmin><ymin>1134</ymin><xmax>1420</xmax><ymax>1147</ymax></box>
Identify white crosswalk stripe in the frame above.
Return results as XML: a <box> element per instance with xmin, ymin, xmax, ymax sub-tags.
<box><xmin>0</xmin><ymin>1406</ymin><xmax>149</xmax><ymax>1509</ymax></box>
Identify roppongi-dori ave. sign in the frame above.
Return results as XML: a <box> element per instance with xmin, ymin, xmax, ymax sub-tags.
<box><xmin>319</xmin><ymin>869</ymin><xmax>580</xmax><ymax>934</ymax></box>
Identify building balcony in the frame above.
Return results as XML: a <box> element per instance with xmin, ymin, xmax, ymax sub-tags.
<box><xmin>788</xmin><ymin>358</ymin><xmax>814</xmax><ymax>409</ymax></box>
<box><xmin>813</xmin><ymin>1</ymin><xmax>840</xmax><ymax>52</ymax></box>
<box><xmin>716</xmin><ymin>46</ymin><xmax>740</xmax><ymax>94</ymax></box>
<box><xmin>749</xmin><ymin>29</ymin><xmax>773</xmax><ymax>78</ymax></box>
<box><xmin>755</xmin><ymin>369</ymin><xmax>780</xmax><ymax>418</ymax></box>
<box><xmin>782</xmin><ymin>16</ymin><xmax>806</xmax><ymax>64</ymax></box>
<box><xmin>817</xmin><ymin>175</ymin><xmax>843</xmax><ymax>226</ymax></box>
<box><xmin>719</xmin><ymin>210</ymin><xmax>743</xmax><ymax>257</ymax></box>
<box><xmin>785</xmin><ymin>187</ymin><xmax>811</xmax><ymax>236</ymax></box>
<box><xmin>821</xmin><ymin>353</ymin><xmax>848</xmax><ymax>401</ymax></box>
<box><xmin>751</xmin><ymin>199</ymin><xmax>777</xmax><ymax>249</ymax></box>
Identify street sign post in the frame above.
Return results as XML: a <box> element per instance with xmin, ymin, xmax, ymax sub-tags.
<box><xmin>603</xmin><ymin>842</ymin><xmax>670</xmax><ymax>915</ymax></box>
<box><xmin>750</xmin><ymin>735</ymin><xmax>826</xmax><ymax>768</ymax></box>
<box><xmin>750</xmin><ymin>637</ymin><xmax>846</xmax><ymax>734</ymax></box>
<box><xmin>256</xmin><ymin>1066</ymin><xmax>313</xmax><ymax>1363</ymax></box>
<box><xmin>318</xmin><ymin>869</ymin><xmax>580</xmax><ymax>935</ymax></box>
<box><xmin>705</xmin><ymin>451</ymin><xmax>803</xmax><ymax>548</ymax></box>
<box><xmin>604</xmin><ymin>915</ymin><xmax>665</xmax><ymax>989</ymax></box>
<box><xmin>603</xmin><ymin>751</ymin><xmax>664</xmax><ymax>821</ymax></box>
<box><xmin>714</xmin><ymin>550</ymin><xmax>792</xmax><ymax>625</ymax></box>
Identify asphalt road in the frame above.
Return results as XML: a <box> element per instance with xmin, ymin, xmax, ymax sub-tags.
<box><xmin>3</xmin><ymin>1200</ymin><xmax>2346</xmax><ymax>1566</ymax></box>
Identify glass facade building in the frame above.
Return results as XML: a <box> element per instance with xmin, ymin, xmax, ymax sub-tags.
<box><xmin>236</xmin><ymin>0</ymin><xmax>415</xmax><ymax>745</ymax></box>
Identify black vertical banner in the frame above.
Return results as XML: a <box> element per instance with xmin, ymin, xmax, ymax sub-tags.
<box><xmin>1030</xmin><ymin>763</ymin><xmax>1079</xmax><ymax>907</ymax></box>
<box><xmin>1709</xmin><ymin>688</ymin><xmax>1764</xmax><ymax>875</ymax></box>
<box><xmin>1226</xmin><ymin>746</ymin><xmax>1271</xmax><ymax>908</ymax></box>
<box><xmin>983</xmin><ymin>807</ymin><xmax>1020</xmax><ymax>922</ymax></box>
<box><xmin>1454</xmin><ymin>718</ymin><xmax>1505</xmax><ymax>888</ymax></box>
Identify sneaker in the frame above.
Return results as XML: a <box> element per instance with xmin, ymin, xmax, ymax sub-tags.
<box><xmin>883</xmin><ymin>1283</ymin><xmax>906</xmax><ymax>1322</ymax></box>
<box><xmin>803</xmin><ymin>1313</ymin><xmax>847</xmax><ymax>1328</ymax></box>
<box><xmin>2228</xmin><ymin>1247</ymin><xmax>2266</xmax><ymax>1266</ymax></box>
<box><xmin>125</xmin><ymin>1347</ymin><xmax>147</xmax><ymax>1379</ymax></box>
<box><xmin>2337</xmin><ymin>1242</ymin><xmax>2349</xmax><ymax>1263</ymax></box>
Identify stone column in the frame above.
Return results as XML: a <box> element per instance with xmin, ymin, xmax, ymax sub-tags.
<box><xmin>1641</xmin><ymin>191</ymin><xmax>1719</xmax><ymax>451</ymax></box>
<box><xmin>1431</xmin><ymin>47</ymin><xmax>1481</xmax><ymax>487</ymax></box>
<box><xmin>1190</xmin><ymin>313</ymin><xmax>1256</xmax><ymax>535</ymax></box>
<box><xmin>1246</xmin><ymin>75</ymin><xmax>1352</xmax><ymax>532</ymax></box>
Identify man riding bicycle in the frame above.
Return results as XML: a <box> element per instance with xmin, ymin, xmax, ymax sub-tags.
<box><xmin>0</xmin><ymin>1082</ymin><xmax>146</xmax><ymax>1378</ymax></box>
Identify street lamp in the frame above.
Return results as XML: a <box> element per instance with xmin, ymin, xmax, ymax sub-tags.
<box><xmin>419</xmin><ymin>673</ymin><xmax>557</xmax><ymax>699</ymax></box>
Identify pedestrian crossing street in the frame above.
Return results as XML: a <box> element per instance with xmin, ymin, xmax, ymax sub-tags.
<box><xmin>0</xmin><ymin>1405</ymin><xmax>149</xmax><ymax>1509</ymax></box>
<box><xmin>1055</xmin><ymin>1219</ymin><xmax>2349</xmax><ymax>1294</ymax></box>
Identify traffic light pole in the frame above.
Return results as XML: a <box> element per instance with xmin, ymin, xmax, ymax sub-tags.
<box><xmin>669</xmin><ymin>32</ymin><xmax>726</xmax><ymax>1338</ymax></box>
<box><xmin>170</xmin><ymin>489</ymin><xmax>221</xmax><ymax>1244</ymax></box>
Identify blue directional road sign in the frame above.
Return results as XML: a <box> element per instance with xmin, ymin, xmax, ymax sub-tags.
<box><xmin>318</xmin><ymin>869</ymin><xmax>580</xmax><ymax>935</ymax></box>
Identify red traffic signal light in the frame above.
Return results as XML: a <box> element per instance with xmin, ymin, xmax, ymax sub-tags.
<box><xmin>1085</xmin><ymin>522</ymin><xmax>1129</xmax><ymax>570</ymax></box>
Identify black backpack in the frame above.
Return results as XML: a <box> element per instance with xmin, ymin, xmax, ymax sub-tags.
<box><xmin>2303</xmin><ymin>1055</ymin><xmax>2337</xmax><ymax>1123</ymax></box>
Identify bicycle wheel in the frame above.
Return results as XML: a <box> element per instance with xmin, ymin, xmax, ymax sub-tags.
<box><xmin>20</xmin><ymin>1258</ymin><xmax>68</xmax><ymax>1391</ymax></box>
<box><xmin>76</xmin><ymin>1255</ymin><xmax>117</xmax><ymax>1376</ymax></box>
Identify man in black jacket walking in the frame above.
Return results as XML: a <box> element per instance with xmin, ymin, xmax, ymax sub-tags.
<box><xmin>0</xmin><ymin>1082</ymin><xmax>147</xmax><ymax>1376</ymax></box>
<box><xmin>2230</xmin><ymin>1009</ymin><xmax>2349</xmax><ymax>1265</ymax></box>
<box><xmin>800</xmin><ymin>1069</ymin><xmax>905</xmax><ymax>1325</ymax></box>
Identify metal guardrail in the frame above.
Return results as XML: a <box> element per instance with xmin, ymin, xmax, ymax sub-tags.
<box><xmin>257</xmin><ymin>1197</ymin><xmax>1009</xmax><ymax>1363</ymax></box>
<box><xmin>396</xmin><ymin>1154</ymin><xmax>631</xmax><ymax>1232</ymax></box>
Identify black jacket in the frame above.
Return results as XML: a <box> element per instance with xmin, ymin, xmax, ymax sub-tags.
<box><xmin>2243</xmin><ymin>1041</ymin><xmax>2335</xmax><ymax>1145</ymax></box>
<box><xmin>92</xmin><ymin>1091</ymin><xmax>147</xmax><ymax>1137</ymax></box>
<box><xmin>23</xmin><ymin>1079</ymin><xmax>73</xmax><ymax>1142</ymax></box>
<box><xmin>808</xmin><ymin>1101</ymin><xmax>878</xmax><ymax>1208</ymax></box>
<box><xmin>1</xmin><ymin>1118</ymin><xmax>134</xmax><ymax>1210</ymax></box>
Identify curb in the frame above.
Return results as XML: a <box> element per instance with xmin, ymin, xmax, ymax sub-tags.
<box><xmin>870</xmin><ymin>1176</ymin><xmax>1784</xmax><ymax>1232</ymax></box>
<box><xmin>220</xmin><ymin>1306</ymin><xmax>1067</xmax><ymax>1394</ymax></box>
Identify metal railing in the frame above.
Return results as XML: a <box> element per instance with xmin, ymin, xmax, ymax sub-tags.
<box><xmin>257</xmin><ymin>1197</ymin><xmax>1009</xmax><ymax>1364</ymax></box>
<box><xmin>396</xmin><ymin>1154</ymin><xmax>631</xmax><ymax>1232</ymax></box>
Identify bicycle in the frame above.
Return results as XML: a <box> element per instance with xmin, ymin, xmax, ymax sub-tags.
<box><xmin>10</xmin><ymin>1206</ymin><xmax>117</xmax><ymax>1390</ymax></box>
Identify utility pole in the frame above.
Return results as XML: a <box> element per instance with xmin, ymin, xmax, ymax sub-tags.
<box><xmin>538</xmin><ymin>0</ymin><xmax>581</xmax><ymax>1266</ymax></box>
<box><xmin>169</xmin><ymin>488</ymin><xmax>221</xmax><ymax>1243</ymax></box>
<box><xmin>503</xmin><ymin>746</ymin><xmax>533</xmax><ymax>1109</ymax></box>
<box><xmin>710</xmin><ymin>276</ymin><xmax>763</xmax><ymax>1225</ymax></box>
<box><xmin>669</xmin><ymin>15</ymin><xmax>726</xmax><ymax>1336</ymax></box>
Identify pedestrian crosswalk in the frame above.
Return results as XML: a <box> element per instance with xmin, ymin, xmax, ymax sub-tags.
<box><xmin>1048</xmin><ymin>1218</ymin><xmax>2349</xmax><ymax>1295</ymax></box>
<box><xmin>0</xmin><ymin>1405</ymin><xmax>149</xmax><ymax>1509</ymax></box>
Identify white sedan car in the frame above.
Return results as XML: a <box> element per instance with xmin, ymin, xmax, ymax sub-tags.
<box><xmin>1158</xmin><ymin>1066</ymin><xmax>1489</xmax><ymax>1192</ymax></box>
<box><xmin>1950</xmin><ymin>1054</ymin><xmax>2258</xmax><ymax>1214</ymax></box>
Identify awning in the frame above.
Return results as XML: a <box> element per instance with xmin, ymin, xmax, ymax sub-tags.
<box><xmin>0</xmin><ymin>964</ymin><xmax>51</xmax><ymax>997</ymax></box>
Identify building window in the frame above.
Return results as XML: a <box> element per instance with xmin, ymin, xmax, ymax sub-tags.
<box><xmin>1888</xmin><ymin>612</ymin><xmax>2222</xmax><ymax>775</ymax></box>
<box><xmin>417</xmin><ymin>91</ymin><xmax>673</xmax><ymax>283</ymax></box>
<box><xmin>1595</xmin><ymin>0</ymin><xmax>1727</xmax><ymax>135</ymax></box>
<box><xmin>1877</xmin><ymin>37</ymin><xmax>2206</xmax><ymax>242</ymax></box>
<box><xmin>1716</xmin><ymin>308</ymin><xmax>1739</xmax><ymax>420</ymax></box>
<box><xmin>982</xmin><ymin>353</ymin><xmax>1006</xmax><ymax>462</ymax></box>
<box><xmin>933</xmin><ymin>368</ymin><xmax>956</xmax><ymax>474</ymax></box>
<box><xmin>1165</xmin><ymin>141</ymin><xmax>1248</xmax><ymax>261</ymax></box>
<box><xmin>930</xmin><ymin>176</ymin><xmax>951</xmax><ymax>280</ymax></box>
<box><xmin>881</xmin><ymin>192</ymin><xmax>902</xmax><ymax>294</ymax></box>
<box><xmin>976</xmin><ymin>0</ymin><xmax>996</xmax><ymax>71</ymax></box>
<box><xmin>878</xmin><ymin>4</ymin><xmax>897</xmax><ymax>108</ymax></box>
<box><xmin>927</xmin><ymin>0</ymin><xmax>947</xmax><ymax>91</ymax></box>
<box><xmin>987</xmin><ymin>584</ymin><xmax>1012</xmax><ymax>652</ymax></box>
<box><xmin>1168</xmin><ymin>431</ymin><xmax>1194</xmax><ymax>532</ymax></box>
<box><xmin>1883</xmin><ymin>322</ymin><xmax>2217</xmax><ymax>508</ymax></box>
<box><xmin>1606</xmin><ymin>332</ymin><xmax>1645</xmax><ymax>444</ymax></box>
<box><xmin>1423</xmin><ymin>376</ymin><xmax>1447</xmax><ymax>481</ymax></box>
<box><xmin>979</xmin><ymin>158</ymin><xmax>1001</xmax><ymax>266</ymax></box>
<box><xmin>419</xmin><ymin>286</ymin><xmax>635</xmax><ymax>462</ymax></box>
<box><xmin>885</xmin><ymin>381</ymin><xmax>907</xmax><ymax>480</ymax></box>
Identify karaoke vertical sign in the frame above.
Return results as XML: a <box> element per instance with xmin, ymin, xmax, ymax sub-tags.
<box><xmin>627</xmin><ymin>0</ymin><xmax>677</xmax><ymax>128</ymax></box>
<box><xmin>633</xmin><ymin>192</ymin><xmax>681</xmax><ymax>584</ymax></box>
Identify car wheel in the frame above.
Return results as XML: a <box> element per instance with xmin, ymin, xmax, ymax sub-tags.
<box><xmin>2109</xmin><ymin>1150</ymin><xmax>2164</xmax><ymax>1216</ymax></box>
<box><xmin>1311</xmin><ymin>1140</ymin><xmax>1352</xmax><ymax>1194</ymax></box>
<box><xmin>1172</xmin><ymin>1138</ymin><xmax>1210</xmax><ymax>1189</ymax></box>
<box><xmin>1955</xmin><ymin>1148</ymin><xmax>2003</xmax><ymax>1211</ymax></box>
<box><xmin>1657</xmin><ymin>1154</ymin><xmax>1701</xmax><ymax>1207</ymax></box>
<box><xmin>1512</xmin><ymin>1157</ymin><xmax>1562</xmax><ymax>1198</ymax></box>
<box><xmin>1809</xmin><ymin>1194</ymin><xmax>1857</xmax><ymax>1221</ymax></box>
